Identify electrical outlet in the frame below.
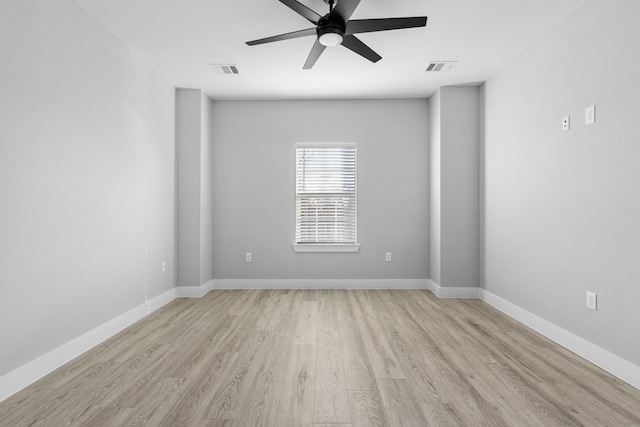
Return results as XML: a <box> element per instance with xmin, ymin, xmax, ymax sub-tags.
<box><xmin>245</xmin><ymin>252</ymin><xmax>252</xmax><ymax>262</ymax></box>
<box><xmin>585</xmin><ymin>105</ymin><xmax>595</xmax><ymax>124</ymax></box>
<box><xmin>161</xmin><ymin>261</ymin><xmax>166</xmax><ymax>272</ymax></box>
<box><xmin>586</xmin><ymin>291</ymin><xmax>597</xmax><ymax>311</ymax></box>
<box><xmin>562</xmin><ymin>116</ymin><xmax>570</xmax><ymax>131</ymax></box>
<box><xmin>385</xmin><ymin>252</ymin><xmax>392</xmax><ymax>262</ymax></box>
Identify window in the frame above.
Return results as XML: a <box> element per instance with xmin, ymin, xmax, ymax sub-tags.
<box><xmin>294</xmin><ymin>143</ymin><xmax>359</xmax><ymax>252</ymax></box>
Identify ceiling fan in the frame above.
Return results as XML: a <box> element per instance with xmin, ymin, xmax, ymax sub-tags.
<box><xmin>246</xmin><ymin>0</ymin><xmax>428</xmax><ymax>69</ymax></box>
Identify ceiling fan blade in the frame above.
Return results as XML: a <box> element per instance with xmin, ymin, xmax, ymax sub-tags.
<box><xmin>246</xmin><ymin>28</ymin><xmax>316</xmax><ymax>46</ymax></box>
<box><xmin>341</xmin><ymin>34</ymin><xmax>381</xmax><ymax>63</ymax></box>
<box><xmin>279</xmin><ymin>0</ymin><xmax>322</xmax><ymax>24</ymax></box>
<box><xmin>303</xmin><ymin>39</ymin><xmax>327</xmax><ymax>69</ymax></box>
<box><xmin>331</xmin><ymin>0</ymin><xmax>361</xmax><ymax>22</ymax></box>
<box><xmin>346</xmin><ymin>17</ymin><xmax>427</xmax><ymax>35</ymax></box>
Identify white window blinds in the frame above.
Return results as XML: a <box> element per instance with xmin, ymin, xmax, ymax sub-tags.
<box><xmin>295</xmin><ymin>144</ymin><xmax>357</xmax><ymax>246</ymax></box>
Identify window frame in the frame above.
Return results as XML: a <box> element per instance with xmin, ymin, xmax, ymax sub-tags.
<box><xmin>293</xmin><ymin>142</ymin><xmax>360</xmax><ymax>253</ymax></box>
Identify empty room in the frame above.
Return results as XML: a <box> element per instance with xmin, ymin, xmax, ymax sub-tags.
<box><xmin>1</xmin><ymin>0</ymin><xmax>639</xmax><ymax>425</ymax></box>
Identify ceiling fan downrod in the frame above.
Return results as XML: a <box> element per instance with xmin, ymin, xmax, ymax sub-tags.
<box><xmin>324</xmin><ymin>0</ymin><xmax>336</xmax><ymax>13</ymax></box>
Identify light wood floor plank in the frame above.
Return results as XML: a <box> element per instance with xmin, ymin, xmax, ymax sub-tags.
<box><xmin>231</xmin><ymin>370</ymin><xmax>284</xmax><ymax>426</ymax></box>
<box><xmin>379</xmin><ymin>319</ymin><xmax>445</xmax><ymax>403</ymax></box>
<box><xmin>377</xmin><ymin>379</ymin><xmax>429</xmax><ymax>426</ymax></box>
<box><xmin>464</xmin><ymin>360</ymin><xmax>578</xmax><ymax>426</ymax></box>
<box><xmin>293</xmin><ymin>300</ymin><xmax>318</xmax><ymax>345</ymax></box>
<box><xmin>274</xmin><ymin>344</ymin><xmax>316</xmax><ymax>427</ymax></box>
<box><xmin>202</xmin><ymin>351</ymin><xmax>256</xmax><ymax>420</ymax></box>
<box><xmin>347</xmin><ymin>389</ymin><xmax>390</xmax><ymax>427</ymax></box>
<box><xmin>314</xmin><ymin>328</ymin><xmax>351</xmax><ymax>424</ymax></box>
<box><xmin>196</xmin><ymin>420</ymin><xmax>240</xmax><ymax>427</ymax></box>
<box><xmin>107</xmin><ymin>377</ymin><xmax>192</xmax><ymax>427</ymax></box>
<box><xmin>419</xmin><ymin>403</ymin><xmax>466</xmax><ymax>426</ymax></box>
<box><xmin>1</xmin><ymin>289</ymin><xmax>639</xmax><ymax>426</ymax></box>
<box><xmin>338</xmin><ymin>296</ymin><xmax>377</xmax><ymax>390</ymax></box>
<box><xmin>350</xmin><ymin>292</ymin><xmax>406</xmax><ymax>379</ymax></box>
<box><xmin>157</xmin><ymin>373</ymin><xmax>221</xmax><ymax>426</ymax></box>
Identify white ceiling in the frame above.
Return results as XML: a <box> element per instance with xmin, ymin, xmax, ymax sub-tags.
<box><xmin>75</xmin><ymin>0</ymin><xmax>587</xmax><ymax>100</ymax></box>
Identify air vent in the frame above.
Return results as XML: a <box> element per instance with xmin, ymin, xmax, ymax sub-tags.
<box><xmin>210</xmin><ymin>64</ymin><xmax>240</xmax><ymax>75</ymax></box>
<box><xmin>426</xmin><ymin>61</ymin><xmax>457</xmax><ymax>72</ymax></box>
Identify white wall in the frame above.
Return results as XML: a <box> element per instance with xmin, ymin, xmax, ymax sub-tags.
<box><xmin>482</xmin><ymin>0</ymin><xmax>640</xmax><ymax>365</ymax></box>
<box><xmin>0</xmin><ymin>0</ymin><xmax>175</xmax><ymax>377</ymax></box>
<box><xmin>211</xmin><ymin>99</ymin><xmax>429</xmax><ymax>280</ymax></box>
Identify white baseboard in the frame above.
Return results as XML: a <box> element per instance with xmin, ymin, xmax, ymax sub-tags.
<box><xmin>148</xmin><ymin>287</ymin><xmax>177</xmax><ymax>312</ymax></box>
<box><xmin>480</xmin><ymin>289</ymin><xmax>640</xmax><ymax>390</ymax></box>
<box><xmin>427</xmin><ymin>279</ymin><xmax>482</xmax><ymax>298</ymax></box>
<box><xmin>212</xmin><ymin>279</ymin><xmax>429</xmax><ymax>290</ymax></box>
<box><xmin>0</xmin><ymin>288</ymin><xmax>176</xmax><ymax>403</ymax></box>
<box><xmin>175</xmin><ymin>279</ymin><xmax>214</xmax><ymax>298</ymax></box>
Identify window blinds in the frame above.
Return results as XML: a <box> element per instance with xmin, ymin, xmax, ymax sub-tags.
<box><xmin>295</xmin><ymin>144</ymin><xmax>357</xmax><ymax>245</ymax></box>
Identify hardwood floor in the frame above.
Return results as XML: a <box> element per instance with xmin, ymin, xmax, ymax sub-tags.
<box><xmin>1</xmin><ymin>289</ymin><xmax>639</xmax><ymax>426</ymax></box>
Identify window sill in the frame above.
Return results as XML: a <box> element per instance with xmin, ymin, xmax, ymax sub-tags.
<box><xmin>293</xmin><ymin>244</ymin><xmax>360</xmax><ymax>253</ymax></box>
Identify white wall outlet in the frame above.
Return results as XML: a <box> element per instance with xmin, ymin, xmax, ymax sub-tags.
<box><xmin>585</xmin><ymin>105</ymin><xmax>595</xmax><ymax>124</ymax></box>
<box><xmin>586</xmin><ymin>291</ymin><xmax>597</xmax><ymax>311</ymax></box>
<box><xmin>385</xmin><ymin>252</ymin><xmax>392</xmax><ymax>262</ymax></box>
<box><xmin>245</xmin><ymin>252</ymin><xmax>252</xmax><ymax>262</ymax></box>
<box><xmin>562</xmin><ymin>116</ymin><xmax>570</xmax><ymax>131</ymax></box>
<box><xmin>161</xmin><ymin>261</ymin><xmax>166</xmax><ymax>272</ymax></box>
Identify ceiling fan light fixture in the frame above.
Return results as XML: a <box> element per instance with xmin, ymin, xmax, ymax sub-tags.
<box><xmin>319</xmin><ymin>32</ymin><xmax>343</xmax><ymax>47</ymax></box>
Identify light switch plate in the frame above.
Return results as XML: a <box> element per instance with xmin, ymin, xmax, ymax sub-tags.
<box><xmin>586</xmin><ymin>291</ymin><xmax>597</xmax><ymax>311</ymax></box>
<box><xmin>562</xmin><ymin>116</ymin><xmax>570</xmax><ymax>131</ymax></box>
<box><xmin>585</xmin><ymin>105</ymin><xmax>595</xmax><ymax>124</ymax></box>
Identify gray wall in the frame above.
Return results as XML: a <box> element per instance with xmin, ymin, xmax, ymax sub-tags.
<box><xmin>211</xmin><ymin>100</ymin><xmax>429</xmax><ymax>280</ymax></box>
<box><xmin>430</xmin><ymin>87</ymin><xmax>480</xmax><ymax>289</ymax></box>
<box><xmin>441</xmin><ymin>87</ymin><xmax>480</xmax><ymax>288</ymax></box>
<box><xmin>176</xmin><ymin>90</ymin><xmax>202</xmax><ymax>287</ymax></box>
<box><xmin>429</xmin><ymin>90</ymin><xmax>442</xmax><ymax>286</ymax></box>
<box><xmin>176</xmin><ymin>89</ymin><xmax>214</xmax><ymax>287</ymax></box>
<box><xmin>0</xmin><ymin>0</ymin><xmax>176</xmax><ymax>376</ymax></box>
<box><xmin>482</xmin><ymin>0</ymin><xmax>640</xmax><ymax>365</ymax></box>
<box><xmin>200</xmin><ymin>94</ymin><xmax>215</xmax><ymax>284</ymax></box>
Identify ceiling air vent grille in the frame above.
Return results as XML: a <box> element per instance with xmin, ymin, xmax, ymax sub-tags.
<box><xmin>426</xmin><ymin>61</ymin><xmax>457</xmax><ymax>72</ymax></box>
<box><xmin>210</xmin><ymin>64</ymin><xmax>240</xmax><ymax>75</ymax></box>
